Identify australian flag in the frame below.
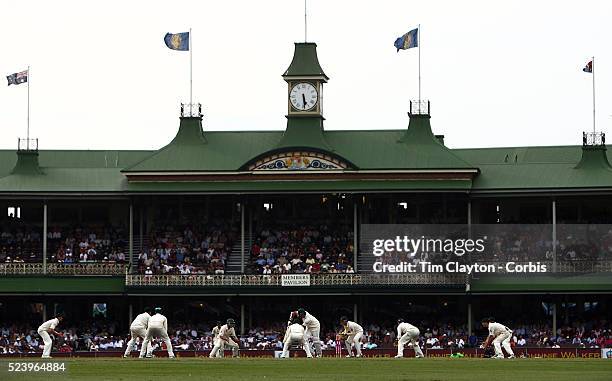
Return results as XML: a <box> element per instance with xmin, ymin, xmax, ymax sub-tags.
<box><xmin>394</xmin><ymin>28</ymin><xmax>418</xmax><ymax>52</ymax></box>
<box><xmin>583</xmin><ymin>60</ymin><xmax>593</xmax><ymax>73</ymax></box>
<box><xmin>6</xmin><ymin>70</ymin><xmax>28</xmax><ymax>86</ymax></box>
<box><xmin>164</xmin><ymin>32</ymin><xmax>190</xmax><ymax>51</ymax></box>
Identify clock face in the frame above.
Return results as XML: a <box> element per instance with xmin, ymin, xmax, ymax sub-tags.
<box><xmin>290</xmin><ymin>83</ymin><xmax>318</xmax><ymax>111</ymax></box>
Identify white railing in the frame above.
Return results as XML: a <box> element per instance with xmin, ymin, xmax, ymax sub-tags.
<box><xmin>474</xmin><ymin>260</ymin><xmax>612</xmax><ymax>273</ymax></box>
<box><xmin>583</xmin><ymin>131</ymin><xmax>605</xmax><ymax>146</ymax></box>
<box><xmin>125</xmin><ymin>273</ymin><xmax>467</xmax><ymax>287</ymax></box>
<box><xmin>0</xmin><ymin>263</ymin><xmax>128</xmax><ymax>276</ymax></box>
<box><xmin>409</xmin><ymin>100</ymin><xmax>430</xmax><ymax>115</ymax></box>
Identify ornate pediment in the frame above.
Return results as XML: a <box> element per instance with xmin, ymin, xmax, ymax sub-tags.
<box><xmin>248</xmin><ymin>151</ymin><xmax>349</xmax><ymax>171</ymax></box>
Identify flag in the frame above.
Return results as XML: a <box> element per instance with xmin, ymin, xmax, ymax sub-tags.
<box><xmin>583</xmin><ymin>60</ymin><xmax>593</xmax><ymax>73</ymax></box>
<box><xmin>394</xmin><ymin>28</ymin><xmax>418</xmax><ymax>52</ymax></box>
<box><xmin>164</xmin><ymin>32</ymin><xmax>189</xmax><ymax>51</ymax></box>
<box><xmin>6</xmin><ymin>70</ymin><xmax>28</xmax><ymax>86</ymax></box>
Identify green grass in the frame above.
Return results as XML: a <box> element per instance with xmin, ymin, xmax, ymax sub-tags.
<box><xmin>1</xmin><ymin>357</ymin><xmax>611</xmax><ymax>381</ymax></box>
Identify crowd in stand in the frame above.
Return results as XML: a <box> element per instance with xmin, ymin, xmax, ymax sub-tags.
<box><xmin>248</xmin><ymin>225</ymin><xmax>354</xmax><ymax>274</ymax></box>
<box><xmin>47</xmin><ymin>225</ymin><xmax>129</xmax><ymax>264</ymax></box>
<box><xmin>2</xmin><ymin>318</ymin><xmax>610</xmax><ymax>355</ymax></box>
<box><xmin>137</xmin><ymin>223</ymin><xmax>235</xmax><ymax>275</ymax></box>
<box><xmin>0</xmin><ymin>215</ymin><xmax>41</xmax><ymax>263</ymax></box>
<box><xmin>376</xmin><ymin>225</ymin><xmax>612</xmax><ymax>268</ymax></box>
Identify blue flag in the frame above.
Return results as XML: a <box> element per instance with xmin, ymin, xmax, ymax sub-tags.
<box><xmin>164</xmin><ymin>32</ymin><xmax>189</xmax><ymax>51</ymax></box>
<box><xmin>6</xmin><ymin>70</ymin><xmax>28</xmax><ymax>86</ymax></box>
<box><xmin>394</xmin><ymin>28</ymin><xmax>418</xmax><ymax>52</ymax></box>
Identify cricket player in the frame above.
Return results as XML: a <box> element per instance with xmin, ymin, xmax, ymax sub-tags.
<box><xmin>124</xmin><ymin>307</ymin><xmax>153</xmax><ymax>358</ymax></box>
<box><xmin>289</xmin><ymin>308</ymin><xmax>322</xmax><ymax>357</ymax></box>
<box><xmin>340</xmin><ymin>316</ymin><xmax>363</xmax><ymax>357</ymax></box>
<box><xmin>480</xmin><ymin>317</ymin><xmax>515</xmax><ymax>359</ymax></box>
<box><xmin>37</xmin><ymin>314</ymin><xmax>64</xmax><ymax>358</ymax></box>
<box><xmin>281</xmin><ymin>317</ymin><xmax>312</xmax><ymax>358</ymax></box>
<box><xmin>211</xmin><ymin>321</ymin><xmax>224</xmax><ymax>358</ymax></box>
<box><xmin>209</xmin><ymin>318</ymin><xmax>240</xmax><ymax>358</ymax></box>
<box><xmin>395</xmin><ymin>319</ymin><xmax>424</xmax><ymax>358</ymax></box>
<box><xmin>139</xmin><ymin>307</ymin><xmax>175</xmax><ymax>358</ymax></box>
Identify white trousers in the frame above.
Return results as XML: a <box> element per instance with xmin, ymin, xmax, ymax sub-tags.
<box><xmin>140</xmin><ymin>327</ymin><xmax>174</xmax><ymax>358</ymax></box>
<box><xmin>345</xmin><ymin>332</ymin><xmax>363</xmax><ymax>356</ymax></box>
<box><xmin>210</xmin><ymin>337</ymin><xmax>239</xmax><ymax>358</ymax></box>
<box><xmin>282</xmin><ymin>333</ymin><xmax>312</xmax><ymax>358</ymax></box>
<box><xmin>38</xmin><ymin>330</ymin><xmax>52</xmax><ymax>357</ymax></box>
<box><xmin>398</xmin><ymin>328</ymin><xmax>424</xmax><ymax>357</ymax></box>
<box><xmin>124</xmin><ymin>326</ymin><xmax>152</xmax><ymax>357</ymax></box>
<box><xmin>493</xmin><ymin>331</ymin><xmax>514</xmax><ymax>357</ymax></box>
<box><xmin>304</xmin><ymin>326</ymin><xmax>321</xmax><ymax>355</ymax></box>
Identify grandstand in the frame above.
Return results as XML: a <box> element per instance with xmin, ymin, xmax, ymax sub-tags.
<box><xmin>0</xmin><ymin>42</ymin><xmax>610</xmax><ymax>358</ymax></box>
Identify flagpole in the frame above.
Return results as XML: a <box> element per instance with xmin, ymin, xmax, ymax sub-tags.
<box><xmin>27</xmin><ymin>65</ymin><xmax>30</xmax><ymax>150</ymax></box>
<box><xmin>592</xmin><ymin>56</ymin><xmax>595</xmax><ymax>134</ymax></box>
<box><xmin>190</xmin><ymin>28</ymin><xmax>192</xmax><ymax>111</ymax></box>
<box><xmin>418</xmin><ymin>24</ymin><xmax>421</xmax><ymax>107</ymax></box>
<box><xmin>305</xmin><ymin>0</ymin><xmax>308</xmax><ymax>42</ymax></box>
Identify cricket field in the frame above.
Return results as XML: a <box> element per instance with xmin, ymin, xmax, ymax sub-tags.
<box><xmin>1</xmin><ymin>357</ymin><xmax>611</xmax><ymax>381</ymax></box>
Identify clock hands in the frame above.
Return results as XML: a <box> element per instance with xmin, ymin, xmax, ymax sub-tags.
<box><xmin>302</xmin><ymin>93</ymin><xmax>307</xmax><ymax>109</ymax></box>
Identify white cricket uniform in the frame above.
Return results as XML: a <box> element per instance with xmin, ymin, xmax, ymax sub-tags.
<box><xmin>212</xmin><ymin>326</ymin><xmax>224</xmax><ymax>358</ymax></box>
<box><xmin>290</xmin><ymin>311</ymin><xmax>322</xmax><ymax>356</ymax></box>
<box><xmin>397</xmin><ymin>322</ymin><xmax>424</xmax><ymax>358</ymax></box>
<box><xmin>488</xmin><ymin>322</ymin><xmax>514</xmax><ymax>358</ymax></box>
<box><xmin>124</xmin><ymin>312</ymin><xmax>152</xmax><ymax>357</ymax></box>
<box><xmin>209</xmin><ymin>324</ymin><xmax>239</xmax><ymax>358</ymax></box>
<box><xmin>37</xmin><ymin>318</ymin><xmax>59</xmax><ymax>358</ymax></box>
<box><xmin>139</xmin><ymin>313</ymin><xmax>174</xmax><ymax>358</ymax></box>
<box><xmin>282</xmin><ymin>323</ymin><xmax>312</xmax><ymax>358</ymax></box>
<box><xmin>344</xmin><ymin>321</ymin><xmax>364</xmax><ymax>357</ymax></box>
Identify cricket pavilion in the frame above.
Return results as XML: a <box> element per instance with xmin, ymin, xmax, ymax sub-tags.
<box><xmin>0</xmin><ymin>42</ymin><xmax>611</xmax><ymax>334</ymax></box>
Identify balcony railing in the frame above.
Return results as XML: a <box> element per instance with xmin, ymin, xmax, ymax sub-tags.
<box><xmin>125</xmin><ymin>273</ymin><xmax>467</xmax><ymax>287</ymax></box>
<box><xmin>409</xmin><ymin>100</ymin><xmax>430</xmax><ymax>115</ymax></box>
<box><xmin>1</xmin><ymin>261</ymin><xmax>609</xmax><ymax>281</ymax></box>
<box><xmin>0</xmin><ymin>263</ymin><xmax>129</xmax><ymax>276</ymax></box>
<box><xmin>583</xmin><ymin>131</ymin><xmax>605</xmax><ymax>146</ymax></box>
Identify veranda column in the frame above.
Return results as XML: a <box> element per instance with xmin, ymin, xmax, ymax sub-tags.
<box><xmin>43</xmin><ymin>202</ymin><xmax>47</xmax><ymax>274</ymax></box>
<box><xmin>241</xmin><ymin>201</ymin><xmax>245</xmax><ymax>273</ymax></box>
<box><xmin>240</xmin><ymin>304</ymin><xmax>245</xmax><ymax>335</ymax></box>
<box><xmin>353</xmin><ymin>197</ymin><xmax>358</xmax><ymax>270</ymax></box>
<box><xmin>552</xmin><ymin>198</ymin><xmax>558</xmax><ymax>335</ymax></box>
<box><xmin>467</xmin><ymin>301</ymin><xmax>472</xmax><ymax>336</ymax></box>
<box><xmin>139</xmin><ymin>207</ymin><xmax>144</xmax><ymax>253</ymax></box>
<box><xmin>466</xmin><ymin>199</ymin><xmax>471</xmax><ymax>293</ymax></box>
<box><xmin>552</xmin><ymin>303</ymin><xmax>557</xmax><ymax>336</ymax></box>
<box><xmin>129</xmin><ymin>303</ymin><xmax>133</xmax><ymax>325</ymax></box>
<box><xmin>129</xmin><ymin>203</ymin><xmax>134</xmax><ymax>270</ymax></box>
<box><xmin>552</xmin><ymin>199</ymin><xmax>557</xmax><ymax>272</ymax></box>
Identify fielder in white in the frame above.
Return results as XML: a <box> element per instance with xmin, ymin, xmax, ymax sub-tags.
<box><xmin>290</xmin><ymin>308</ymin><xmax>322</xmax><ymax>357</ymax></box>
<box><xmin>281</xmin><ymin>317</ymin><xmax>312</xmax><ymax>358</ymax></box>
<box><xmin>139</xmin><ymin>307</ymin><xmax>175</xmax><ymax>358</ymax></box>
<box><xmin>211</xmin><ymin>321</ymin><xmax>224</xmax><ymax>358</ymax></box>
<box><xmin>480</xmin><ymin>317</ymin><xmax>515</xmax><ymax>359</ymax></box>
<box><xmin>340</xmin><ymin>316</ymin><xmax>363</xmax><ymax>357</ymax></box>
<box><xmin>209</xmin><ymin>318</ymin><xmax>240</xmax><ymax>358</ymax></box>
<box><xmin>395</xmin><ymin>319</ymin><xmax>424</xmax><ymax>358</ymax></box>
<box><xmin>124</xmin><ymin>307</ymin><xmax>153</xmax><ymax>358</ymax></box>
<box><xmin>37</xmin><ymin>314</ymin><xmax>64</xmax><ymax>358</ymax></box>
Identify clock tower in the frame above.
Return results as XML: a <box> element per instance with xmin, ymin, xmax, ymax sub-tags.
<box><xmin>283</xmin><ymin>42</ymin><xmax>328</xmax><ymax>117</ymax></box>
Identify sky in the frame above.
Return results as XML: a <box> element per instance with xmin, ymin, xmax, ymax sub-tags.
<box><xmin>1</xmin><ymin>0</ymin><xmax>611</xmax><ymax>150</ymax></box>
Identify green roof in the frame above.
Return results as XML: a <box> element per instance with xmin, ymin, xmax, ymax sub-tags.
<box><xmin>283</xmin><ymin>43</ymin><xmax>328</xmax><ymax>79</ymax></box>
<box><xmin>1</xmin><ymin>116</ymin><xmax>612</xmax><ymax>194</ymax></box>
<box><xmin>454</xmin><ymin>145</ymin><xmax>612</xmax><ymax>191</ymax></box>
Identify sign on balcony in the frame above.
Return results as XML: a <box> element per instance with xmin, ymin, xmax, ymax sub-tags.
<box><xmin>281</xmin><ymin>274</ymin><xmax>311</xmax><ymax>287</ymax></box>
